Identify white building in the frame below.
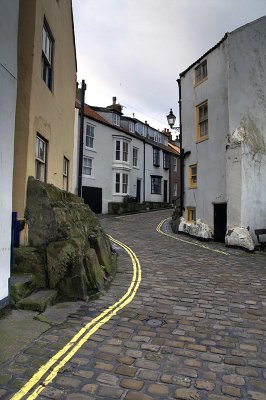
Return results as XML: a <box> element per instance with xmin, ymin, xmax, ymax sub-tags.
<box><xmin>0</xmin><ymin>1</ymin><xmax>19</xmax><ymax>308</ymax></box>
<box><xmin>73</xmin><ymin>98</ymin><xmax>174</xmax><ymax>213</ymax></box>
<box><xmin>178</xmin><ymin>16</ymin><xmax>266</xmax><ymax>250</ymax></box>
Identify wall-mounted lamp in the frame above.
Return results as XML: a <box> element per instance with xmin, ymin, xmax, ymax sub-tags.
<box><xmin>166</xmin><ymin>109</ymin><xmax>180</xmax><ymax>132</ymax></box>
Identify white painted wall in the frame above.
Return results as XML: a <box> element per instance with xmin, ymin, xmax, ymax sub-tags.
<box><xmin>181</xmin><ymin>41</ymin><xmax>228</xmax><ymax>227</ymax></box>
<box><xmin>81</xmin><ymin>117</ymin><xmax>144</xmax><ymax>213</ymax></box>
<box><xmin>0</xmin><ymin>0</ymin><xmax>19</xmax><ymax>306</ymax></box>
<box><xmin>181</xmin><ymin>16</ymin><xmax>266</xmax><ymax>246</ymax></box>
<box><xmin>227</xmin><ymin>16</ymin><xmax>266</xmax><ymax>240</ymax></box>
<box><xmin>144</xmin><ymin>145</ymin><xmax>169</xmax><ymax>203</ymax></box>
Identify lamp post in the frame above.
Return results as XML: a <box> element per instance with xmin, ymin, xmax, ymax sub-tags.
<box><xmin>166</xmin><ymin>108</ymin><xmax>183</xmax><ymax>221</ymax></box>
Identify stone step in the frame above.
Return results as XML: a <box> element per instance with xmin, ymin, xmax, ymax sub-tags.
<box><xmin>10</xmin><ymin>274</ymin><xmax>36</xmax><ymax>305</ymax></box>
<box><xmin>17</xmin><ymin>289</ymin><xmax>58</xmax><ymax>312</ymax></box>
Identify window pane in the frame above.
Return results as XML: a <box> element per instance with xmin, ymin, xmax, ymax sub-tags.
<box><xmin>123</xmin><ymin>141</ymin><xmax>128</xmax><ymax>162</ymax></box>
<box><xmin>115</xmin><ymin>141</ymin><xmax>120</xmax><ymax>160</ymax></box>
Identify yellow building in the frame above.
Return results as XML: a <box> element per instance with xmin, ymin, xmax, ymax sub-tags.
<box><xmin>13</xmin><ymin>0</ymin><xmax>77</xmax><ymax>241</ymax></box>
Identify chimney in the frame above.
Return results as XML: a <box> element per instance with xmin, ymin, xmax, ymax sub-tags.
<box><xmin>113</xmin><ymin>96</ymin><xmax>117</xmax><ymax>105</ymax></box>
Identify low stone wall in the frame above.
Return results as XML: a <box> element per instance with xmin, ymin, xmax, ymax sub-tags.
<box><xmin>14</xmin><ymin>177</ymin><xmax>116</xmax><ymax>301</ymax></box>
<box><xmin>108</xmin><ymin>201</ymin><xmax>170</xmax><ymax>215</ymax></box>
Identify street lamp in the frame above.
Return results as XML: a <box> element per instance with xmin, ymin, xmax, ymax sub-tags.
<box><xmin>166</xmin><ymin>109</ymin><xmax>180</xmax><ymax>132</ymax></box>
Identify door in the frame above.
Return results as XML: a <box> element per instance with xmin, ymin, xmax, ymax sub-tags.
<box><xmin>136</xmin><ymin>179</ymin><xmax>141</xmax><ymax>203</ymax></box>
<box><xmin>213</xmin><ymin>203</ymin><xmax>227</xmax><ymax>242</ymax></box>
<box><xmin>163</xmin><ymin>180</ymin><xmax>168</xmax><ymax>203</ymax></box>
<box><xmin>82</xmin><ymin>186</ymin><xmax>102</xmax><ymax>214</ymax></box>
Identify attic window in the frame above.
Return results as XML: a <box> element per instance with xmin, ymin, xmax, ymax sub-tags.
<box><xmin>195</xmin><ymin>60</ymin><xmax>207</xmax><ymax>85</ymax></box>
<box><xmin>113</xmin><ymin>114</ymin><xmax>120</xmax><ymax>126</ymax></box>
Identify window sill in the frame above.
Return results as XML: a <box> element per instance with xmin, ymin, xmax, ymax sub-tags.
<box><xmin>188</xmin><ymin>186</ymin><xmax>197</xmax><ymax>189</ymax></box>
<box><xmin>196</xmin><ymin>135</ymin><xmax>209</xmax><ymax>144</ymax></box>
<box><xmin>82</xmin><ymin>175</ymin><xmax>95</xmax><ymax>180</ymax></box>
<box><xmin>194</xmin><ymin>77</ymin><xmax>208</xmax><ymax>87</ymax></box>
<box><xmin>85</xmin><ymin>147</ymin><xmax>97</xmax><ymax>153</ymax></box>
<box><xmin>132</xmin><ymin>165</ymin><xmax>139</xmax><ymax>170</ymax></box>
<box><xmin>113</xmin><ymin>193</ymin><xmax>129</xmax><ymax>196</ymax></box>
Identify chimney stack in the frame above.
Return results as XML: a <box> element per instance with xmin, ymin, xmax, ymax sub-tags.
<box><xmin>113</xmin><ymin>96</ymin><xmax>117</xmax><ymax>105</ymax></box>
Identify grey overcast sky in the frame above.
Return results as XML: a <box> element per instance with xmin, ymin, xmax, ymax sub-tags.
<box><xmin>72</xmin><ymin>0</ymin><xmax>265</xmax><ymax>132</ymax></box>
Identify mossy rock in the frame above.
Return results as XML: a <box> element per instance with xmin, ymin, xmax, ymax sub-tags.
<box><xmin>12</xmin><ymin>247</ymin><xmax>46</xmax><ymax>288</ymax></box>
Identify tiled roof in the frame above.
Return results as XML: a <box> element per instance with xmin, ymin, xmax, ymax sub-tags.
<box><xmin>169</xmin><ymin>142</ymin><xmax>180</xmax><ymax>154</ymax></box>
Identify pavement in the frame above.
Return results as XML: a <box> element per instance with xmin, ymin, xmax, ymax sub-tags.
<box><xmin>0</xmin><ymin>209</ymin><xmax>266</xmax><ymax>399</ymax></box>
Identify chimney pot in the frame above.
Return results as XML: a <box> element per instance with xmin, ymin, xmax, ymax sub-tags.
<box><xmin>113</xmin><ymin>96</ymin><xmax>117</xmax><ymax>104</ymax></box>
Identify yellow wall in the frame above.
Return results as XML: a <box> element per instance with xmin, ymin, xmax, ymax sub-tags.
<box><xmin>13</xmin><ymin>0</ymin><xmax>76</xmax><ymax>219</ymax></box>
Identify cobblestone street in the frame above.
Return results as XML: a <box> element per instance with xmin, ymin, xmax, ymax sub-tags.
<box><xmin>1</xmin><ymin>209</ymin><xmax>266</xmax><ymax>400</ymax></box>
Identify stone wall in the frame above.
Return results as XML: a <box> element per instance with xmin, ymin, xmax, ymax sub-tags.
<box><xmin>14</xmin><ymin>177</ymin><xmax>116</xmax><ymax>301</ymax></box>
<box><xmin>108</xmin><ymin>201</ymin><xmax>171</xmax><ymax>215</ymax></box>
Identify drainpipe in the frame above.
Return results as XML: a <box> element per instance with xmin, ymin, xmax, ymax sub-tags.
<box><xmin>177</xmin><ymin>78</ymin><xmax>184</xmax><ymax>215</ymax></box>
<box><xmin>143</xmin><ymin>141</ymin><xmax>146</xmax><ymax>202</ymax></box>
<box><xmin>78</xmin><ymin>79</ymin><xmax>86</xmax><ymax>197</ymax></box>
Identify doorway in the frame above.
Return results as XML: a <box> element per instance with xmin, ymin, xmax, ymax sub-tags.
<box><xmin>136</xmin><ymin>179</ymin><xmax>141</xmax><ymax>203</ymax></box>
<box><xmin>82</xmin><ymin>186</ymin><xmax>102</xmax><ymax>214</ymax></box>
<box><xmin>163</xmin><ymin>180</ymin><xmax>168</xmax><ymax>203</ymax></box>
<box><xmin>213</xmin><ymin>203</ymin><xmax>227</xmax><ymax>242</ymax></box>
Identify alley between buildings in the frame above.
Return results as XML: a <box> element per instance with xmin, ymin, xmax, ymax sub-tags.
<box><xmin>1</xmin><ymin>209</ymin><xmax>266</xmax><ymax>400</ymax></box>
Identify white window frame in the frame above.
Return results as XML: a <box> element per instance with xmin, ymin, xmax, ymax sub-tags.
<box><xmin>85</xmin><ymin>124</ymin><xmax>94</xmax><ymax>149</ymax></box>
<box><xmin>35</xmin><ymin>134</ymin><xmax>47</xmax><ymax>182</ymax></box>
<box><xmin>173</xmin><ymin>157</ymin><xmax>178</xmax><ymax>172</ymax></box>
<box><xmin>151</xmin><ymin>176</ymin><xmax>162</xmax><ymax>195</ymax></box>
<box><xmin>115</xmin><ymin>139</ymin><xmax>130</xmax><ymax>163</ymax></box>
<box><xmin>115</xmin><ymin>172</ymin><xmax>129</xmax><ymax>194</ymax></box>
<box><xmin>133</xmin><ymin>147</ymin><xmax>138</xmax><ymax>167</ymax></box>
<box><xmin>63</xmin><ymin>156</ymin><xmax>69</xmax><ymax>191</ymax></box>
<box><xmin>41</xmin><ymin>22</ymin><xmax>53</xmax><ymax>90</ymax></box>
<box><xmin>113</xmin><ymin>114</ymin><xmax>120</xmax><ymax>126</ymax></box>
<box><xmin>83</xmin><ymin>156</ymin><xmax>92</xmax><ymax>176</ymax></box>
<box><xmin>129</xmin><ymin>122</ymin><xmax>134</xmax><ymax>133</ymax></box>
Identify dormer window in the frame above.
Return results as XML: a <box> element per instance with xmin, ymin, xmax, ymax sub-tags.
<box><xmin>129</xmin><ymin>121</ymin><xmax>134</xmax><ymax>133</ymax></box>
<box><xmin>113</xmin><ymin>114</ymin><xmax>120</xmax><ymax>126</ymax></box>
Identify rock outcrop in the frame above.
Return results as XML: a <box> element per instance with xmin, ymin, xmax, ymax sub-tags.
<box><xmin>14</xmin><ymin>177</ymin><xmax>116</xmax><ymax>302</ymax></box>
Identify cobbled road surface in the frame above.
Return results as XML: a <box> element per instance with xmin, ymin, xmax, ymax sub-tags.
<box><xmin>1</xmin><ymin>209</ymin><xmax>266</xmax><ymax>400</ymax></box>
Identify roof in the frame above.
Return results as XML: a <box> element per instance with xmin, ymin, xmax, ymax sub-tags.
<box><xmin>169</xmin><ymin>142</ymin><xmax>180</xmax><ymax>154</ymax></box>
<box><xmin>76</xmin><ymin>102</ymin><xmax>174</xmax><ymax>153</ymax></box>
<box><xmin>179</xmin><ymin>33</ymin><xmax>228</xmax><ymax>78</ymax></box>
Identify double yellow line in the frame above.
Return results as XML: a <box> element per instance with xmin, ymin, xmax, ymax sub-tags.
<box><xmin>11</xmin><ymin>235</ymin><xmax>141</xmax><ymax>400</ymax></box>
<box><xmin>157</xmin><ymin>218</ymin><xmax>230</xmax><ymax>256</ymax></box>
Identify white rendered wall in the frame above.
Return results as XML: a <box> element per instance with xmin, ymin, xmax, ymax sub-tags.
<box><xmin>71</xmin><ymin>107</ymin><xmax>79</xmax><ymax>195</ymax></box>
<box><xmin>82</xmin><ymin>119</ymin><xmax>144</xmax><ymax>213</ymax></box>
<box><xmin>144</xmin><ymin>145</ymin><xmax>169</xmax><ymax>203</ymax></box>
<box><xmin>181</xmin><ymin>42</ymin><xmax>229</xmax><ymax>228</ymax></box>
<box><xmin>0</xmin><ymin>0</ymin><xmax>19</xmax><ymax>305</ymax></box>
<box><xmin>227</xmin><ymin>17</ymin><xmax>266</xmax><ymax>240</ymax></box>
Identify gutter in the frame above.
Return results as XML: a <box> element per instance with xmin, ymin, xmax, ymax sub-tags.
<box><xmin>177</xmin><ymin>78</ymin><xmax>184</xmax><ymax>214</ymax></box>
<box><xmin>78</xmin><ymin>80</ymin><xmax>86</xmax><ymax>197</ymax></box>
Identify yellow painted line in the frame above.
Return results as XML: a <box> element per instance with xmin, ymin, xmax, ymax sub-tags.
<box><xmin>11</xmin><ymin>235</ymin><xmax>141</xmax><ymax>400</ymax></box>
<box><xmin>157</xmin><ymin>218</ymin><xmax>230</xmax><ymax>256</ymax></box>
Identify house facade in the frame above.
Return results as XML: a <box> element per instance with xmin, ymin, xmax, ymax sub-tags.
<box><xmin>0</xmin><ymin>1</ymin><xmax>19</xmax><ymax>308</ymax></box>
<box><xmin>178</xmin><ymin>16</ymin><xmax>266</xmax><ymax>250</ymax></box>
<box><xmin>74</xmin><ymin>98</ymin><xmax>177</xmax><ymax>213</ymax></box>
<box><xmin>13</xmin><ymin>0</ymin><xmax>77</xmax><ymax>243</ymax></box>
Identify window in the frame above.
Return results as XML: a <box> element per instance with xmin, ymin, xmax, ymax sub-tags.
<box><xmin>187</xmin><ymin>207</ymin><xmax>196</xmax><ymax>222</ymax></box>
<box><xmin>115</xmin><ymin>139</ymin><xmax>129</xmax><ymax>162</ymax></box>
<box><xmin>151</xmin><ymin>176</ymin><xmax>162</xmax><ymax>194</ymax></box>
<box><xmin>85</xmin><ymin>124</ymin><xmax>94</xmax><ymax>148</ymax></box>
<box><xmin>113</xmin><ymin>114</ymin><xmax>120</xmax><ymax>126</ymax></box>
<box><xmin>115</xmin><ymin>173</ymin><xmax>128</xmax><ymax>194</ymax></box>
<box><xmin>123</xmin><ymin>141</ymin><xmax>128</xmax><ymax>162</ymax></box>
<box><xmin>122</xmin><ymin>174</ymin><xmax>128</xmax><ymax>193</ymax></box>
<box><xmin>173</xmin><ymin>157</ymin><xmax>178</xmax><ymax>172</ymax></box>
<box><xmin>196</xmin><ymin>101</ymin><xmax>208</xmax><ymax>141</ymax></box>
<box><xmin>42</xmin><ymin>22</ymin><xmax>53</xmax><ymax>90</ymax></box>
<box><xmin>35</xmin><ymin>135</ymin><xmax>47</xmax><ymax>182</ymax></box>
<box><xmin>195</xmin><ymin>60</ymin><xmax>207</xmax><ymax>85</ymax></box>
<box><xmin>189</xmin><ymin>164</ymin><xmax>197</xmax><ymax>188</ymax></box>
<box><xmin>133</xmin><ymin>147</ymin><xmax>138</xmax><ymax>167</ymax></box>
<box><xmin>63</xmin><ymin>157</ymin><xmax>69</xmax><ymax>191</ymax></box>
<box><xmin>129</xmin><ymin>122</ymin><xmax>134</xmax><ymax>133</ymax></box>
<box><xmin>163</xmin><ymin>152</ymin><xmax>170</xmax><ymax>169</ymax></box>
<box><xmin>153</xmin><ymin>148</ymin><xmax>160</xmax><ymax>166</ymax></box>
<box><xmin>173</xmin><ymin>183</ymin><xmax>177</xmax><ymax>197</ymax></box>
<box><xmin>115</xmin><ymin>141</ymin><xmax>121</xmax><ymax>160</ymax></box>
<box><xmin>83</xmin><ymin>156</ymin><xmax>92</xmax><ymax>176</ymax></box>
